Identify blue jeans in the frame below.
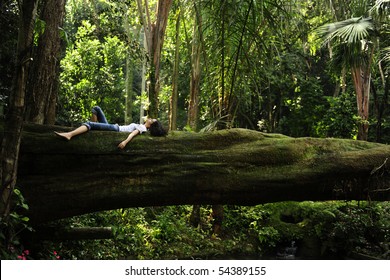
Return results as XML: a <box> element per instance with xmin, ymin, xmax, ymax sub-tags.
<box><xmin>83</xmin><ymin>106</ymin><xmax>119</xmax><ymax>131</ymax></box>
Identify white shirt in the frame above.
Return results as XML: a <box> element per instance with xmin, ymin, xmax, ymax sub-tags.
<box><xmin>118</xmin><ymin>123</ymin><xmax>147</xmax><ymax>134</ymax></box>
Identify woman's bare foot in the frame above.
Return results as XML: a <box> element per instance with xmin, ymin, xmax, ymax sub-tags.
<box><xmin>54</xmin><ymin>131</ymin><xmax>72</xmax><ymax>141</ymax></box>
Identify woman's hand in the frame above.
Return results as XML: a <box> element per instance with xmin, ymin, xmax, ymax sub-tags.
<box><xmin>117</xmin><ymin>130</ymin><xmax>140</xmax><ymax>149</ymax></box>
<box><xmin>118</xmin><ymin>141</ymin><xmax>127</xmax><ymax>149</ymax></box>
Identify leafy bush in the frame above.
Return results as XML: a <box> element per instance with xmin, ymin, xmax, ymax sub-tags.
<box><xmin>316</xmin><ymin>92</ymin><xmax>358</xmax><ymax>138</ymax></box>
<box><xmin>0</xmin><ymin>189</ymin><xmax>32</xmax><ymax>259</ymax></box>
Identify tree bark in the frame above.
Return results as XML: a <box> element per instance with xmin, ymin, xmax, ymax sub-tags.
<box><xmin>125</xmin><ymin>55</ymin><xmax>133</xmax><ymax>124</ymax></box>
<box><xmin>1</xmin><ymin>0</ymin><xmax>38</xmax><ymax>216</ymax></box>
<box><xmin>169</xmin><ymin>9</ymin><xmax>181</xmax><ymax>131</ymax></box>
<box><xmin>26</xmin><ymin>0</ymin><xmax>66</xmax><ymax>125</ymax></box>
<box><xmin>352</xmin><ymin>44</ymin><xmax>375</xmax><ymax>141</ymax></box>
<box><xmin>137</xmin><ymin>0</ymin><xmax>173</xmax><ymax>118</ymax></box>
<box><xmin>187</xmin><ymin>4</ymin><xmax>201</xmax><ymax>130</ymax></box>
<box><xmin>187</xmin><ymin>4</ymin><xmax>204</xmax><ymax>227</ymax></box>
<box><xmin>12</xmin><ymin>123</ymin><xmax>390</xmax><ymax>225</ymax></box>
<box><xmin>352</xmin><ymin>66</ymin><xmax>371</xmax><ymax>141</ymax></box>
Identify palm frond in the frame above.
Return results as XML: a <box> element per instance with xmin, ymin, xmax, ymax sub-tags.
<box><xmin>200</xmin><ymin>115</ymin><xmax>230</xmax><ymax>132</ymax></box>
<box><xmin>382</xmin><ymin>46</ymin><xmax>390</xmax><ymax>63</ymax></box>
<box><xmin>317</xmin><ymin>17</ymin><xmax>375</xmax><ymax>45</ymax></box>
<box><xmin>370</xmin><ymin>0</ymin><xmax>390</xmax><ymax>13</ymax></box>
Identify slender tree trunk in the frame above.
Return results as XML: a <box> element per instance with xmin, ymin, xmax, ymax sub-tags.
<box><xmin>187</xmin><ymin>6</ymin><xmax>201</xmax><ymax>130</ymax></box>
<box><xmin>123</xmin><ymin>13</ymin><xmax>133</xmax><ymax>124</ymax></box>
<box><xmin>188</xmin><ymin>4</ymin><xmax>203</xmax><ymax>227</ymax></box>
<box><xmin>189</xmin><ymin>205</ymin><xmax>201</xmax><ymax>227</ymax></box>
<box><xmin>169</xmin><ymin>10</ymin><xmax>181</xmax><ymax>131</ymax></box>
<box><xmin>125</xmin><ymin>55</ymin><xmax>133</xmax><ymax>124</ymax></box>
<box><xmin>137</xmin><ymin>0</ymin><xmax>172</xmax><ymax>118</ymax></box>
<box><xmin>219</xmin><ymin>1</ymin><xmax>226</xmax><ymax>118</ymax></box>
<box><xmin>1</xmin><ymin>0</ymin><xmax>38</xmax><ymax>215</ymax></box>
<box><xmin>26</xmin><ymin>0</ymin><xmax>65</xmax><ymax>125</ymax></box>
<box><xmin>212</xmin><ymin>205</ymin><xmax>224</xmax><ymax>235</ymax></box>
<box><xmin>140</xmin><ymin>31</ymin><xmax>147</xmax><ymax>123</ymax></box>
<box><xmin>340</xmin><ymin>67</ymin><xmax>347</xmax><ymax>96</ymax></box>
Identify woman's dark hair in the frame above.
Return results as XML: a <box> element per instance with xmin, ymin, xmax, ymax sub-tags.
<box><xmin>149</xmin><ymin>120</ymin><xmax>167</xmax><ymax>136</ymax></box>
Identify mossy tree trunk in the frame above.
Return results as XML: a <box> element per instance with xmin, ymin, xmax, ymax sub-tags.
<box><xmin>1</xmin><ymin>0</ymin><xmax>38</xmax><ymax>216</ymax></box>
<box><xmin>14</xmin><ymin>123</ymin><xmax>390</xmax><ymax>225</ymax></box>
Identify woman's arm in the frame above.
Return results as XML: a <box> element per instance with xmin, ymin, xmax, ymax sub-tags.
<box><xmin>117</xmin><ymin>130</ymin><xmax>140</xmax><ymax>149</ymax></box>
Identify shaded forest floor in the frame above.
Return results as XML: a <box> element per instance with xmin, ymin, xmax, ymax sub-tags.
<box><xmin>22</xmin><ymin>201</ymin><xmax>390</xmax><ymax>260</ymax></box>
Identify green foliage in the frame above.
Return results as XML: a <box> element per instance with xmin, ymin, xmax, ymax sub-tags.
<box><xmin>316</xmin><ymin>91</ymin><xmax>358</xmax><ymax>138</ymax></box>
<box><xmin>58</xmin><ymin>0</ymin><xmax>145</xmax><ymax>125</ymax></box>
<box><xmin>33</xmin><ymin>18</ymin><xmax>46</xmax><ymax>46</ymax></box>
<box><xmin>279</xmin><ymin>75</ymin><xmax>327</xmax><ymax>137</ymax></box>
<box><xmin>0</xmin><ymin>0</ymin><xmax>19</xmax><ymax>115</ymax></box>
<box><xmin>306</xmin><ymin>202</ymin><xmax>390</xmax><ymax>258</ymax></box>
<box><xmin>0</xmin><ymin>0</ymin><xmax>388</xmax><ymax>139</ymax></box>
<box><xmin>54</xmin><ymin>0</ymin><xmax>390</xmax><ymax>140</ymax></box>
<box><xmin>58</xmin><ymin>20</ymin><xmax>126</xmax><ymax>124</ymax></box>
<box><xmin>0</xmin><ymin>189</ymin><xmax>33</xmax><ymax>260</ymax></box>
<box><xmin>4</xmin><ymin>0</ymin><xmax>390</xmax><ymax>262</ymax></box>
<box><xmin>30</xmin><ymin>202</ymin><xmax>390</xmax><ymax>260</ymax></box>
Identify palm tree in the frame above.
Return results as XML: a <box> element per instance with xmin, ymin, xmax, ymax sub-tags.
<box><xmin>318</xmin><ymin>16</ymin><xmax>376</xmax><ymax>140</ymax></box>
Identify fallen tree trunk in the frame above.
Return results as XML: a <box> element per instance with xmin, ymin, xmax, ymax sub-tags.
<box><xmin>30</xmin><ymin>226</ymin><xmax>113</xmax><ymax>240</ymax></box>
<box><xmin>13</xmin><ymin>123</ymin><xmax>390</xmax><ymax>224</ymax></box>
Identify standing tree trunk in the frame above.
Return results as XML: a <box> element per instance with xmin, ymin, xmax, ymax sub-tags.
<box><xmin>169</xmin><ymin>9</ymin><xmax>181</xmax><ymax>131</ymax></box>
<box><xmin>187</xmin><ymin>5</ymin><xmax>201</xmax><ymax>130</ymax></box>
<box><xmin>26</xmin><ymin>0</ymin><xmax>66</xmax><ymax>125</ymax></box>
<box><xmin>352</xmin><ymin>65</ymin><xmax>371</xmax><ymax>141</ymax></box>
<box><xmin>1</xmin><ymin>0</ymin><xmax>38</xmax><ymax>216</ymax></box>
<box><xmin>125</xmin><ymin>54</ymin><xmax>133</xmax><ymax>124</ymax></box>
<box><xmin>140</xmin><ymin>31</ymin><xmax>147</xmax><ymax>123</ymax></box>
<box><xmin>137</xmin><ymin>0</ymin><xmax>172</xmax><ymax>118</ymax></box>
<box><xmin>187</xmin><ymin>3</ymin><xmax>203</xmax><ymax>228</ymax></box>
<box><xmin>218</xmin><ymin>1</ymin><xmax>227</xmax><ymax>120</ymax></box>
<box><xmin>123</xmin><ymin>9</ymin><xmax>134</xmax><ymax>124</ymax></box>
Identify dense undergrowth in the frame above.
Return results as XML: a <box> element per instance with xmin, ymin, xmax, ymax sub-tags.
<box><xmin>10</xmin><ymin>201</ymin><xmax>389</xmax><ymax>260</ymax></box>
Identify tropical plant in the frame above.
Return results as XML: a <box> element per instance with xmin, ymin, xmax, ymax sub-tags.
<box><xmin>317</xmin><ymin>9</ymin><xmax>377</xmax><ymax>140</ymax></box>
